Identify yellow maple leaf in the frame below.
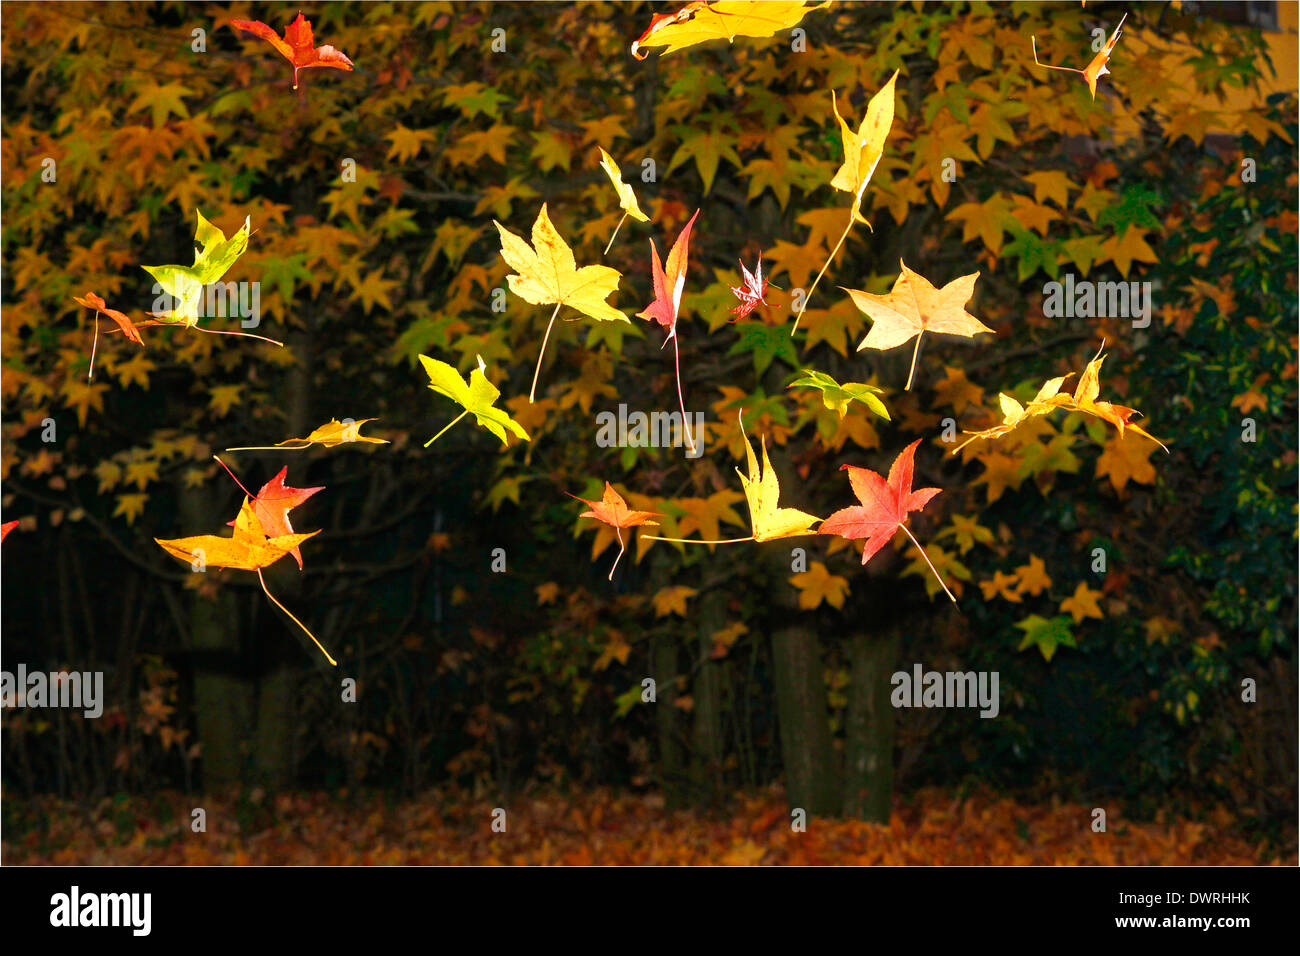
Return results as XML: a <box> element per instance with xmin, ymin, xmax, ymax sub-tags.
<box><xmin>494</xmin><ymin>203</ymin><xmax>628</xmax><ymax>401</ymax></box>
<box><xmin>1060</xmin><ymin>583</ymin><xmax>1104</xmax><ymax>623</ymax></box>
<box><xmin>792</xmin><ymin>69</ymin><xmax>898</xmax><ymax>334</ymax></box>
<box><xmin>736</xmin><ymin>423</ymin><xmax>821</xmax><ymax>542</ymax></box>
<box><xmin>1095</xmin><ymin>431</ymin><xmax>1158</xmax><ymax>491</ymax></box>
<box><xmin>790</xmin><ymin>561</ymin><xmax>850</xmax><ymax>610</ymax></box>
<box><xmin>1014</xmin><ymin>555</ymin><xmax>1053</xmax><ymax>597</ymax></box>
<box><xmin>830</xmin><ymin>70</ymin><xmax>900</xmax><ymax>220</ymax></box>
<box><xmin>652</xmin><ymin>585</ymin><xmax>699</xmax><ymax>618</ymax></box>
<box><xmin>596</xmin><ymin>146</ymin><xmax>649</xmax><ymax>253</ymax></box>
<box><xmin>630</xmin><ymin>1</ymin><xmax>828</xmax><ymax>60</ymax></box>
<box><xmin>226</xmin><ymin>418</ymin><xmax>388</xmax><ymax>451</ymax></box>
<box><xmin>155</xmin><ymin>499</ymin><xmax>334</xmax><ymax>665</ymax></box>
<box><xmin>850</xmin><ymin>260</ymin><xmax>992</xmax><ymax>390</ymax></box>
<box><xmin>979</xmin><ymin>570</ymin><xmax>1022</xmax><ymax>603</ymax></box>
<box><xmin>113</xmin><ymin>493</ymin><xmax>149</xmax><ymax>525</ymax></box>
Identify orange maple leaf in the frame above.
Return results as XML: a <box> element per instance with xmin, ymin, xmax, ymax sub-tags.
<box><xmin>570</xmin><ymin>482</ymin><xmax>661</xmax><ymax>580</ymax></box>
<box><xmin>1032</xmin><ymin>13</ymin><xmax>1127</xmax><ymax>100</ymax></box>
<box><xmin>73</xmin><ymin>292</ymin><xmax>145</xmax><ymax>382</ymax></box>
<box><xmin>230</xmin><ymin>13</ymin><xmax>355</xmax><ymax>90</ymax></box>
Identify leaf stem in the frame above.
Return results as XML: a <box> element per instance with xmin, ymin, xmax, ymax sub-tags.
<box><xmin>604</xmin><ymin>212</ymin><xmax>629</xmax><ymax>256</ymax></box>
<box><xmin>88</xmin><ymin>316</ymin><xmax>101</xmax><ymax>382</ymax></box>
<box><xmin>530</xmin><ymin>302</ymin><xmax>563</xmax><ymax>403</ymax></box>
<box><xmin>671</xmin><ymin>332</ymin><xmax>696</xmax><ymax>454</ymax></box>
<box><xmin>212</xmin><ymin>455</ymin><xmax>255</xmax><ymax>499</ymax></box>
<box><xmin>641</xmin><ymin>535</ymin><xmax>755</xmax><ymax>545</ymax></box>
<box><xmin>191</xmin><ymin>326</ymin><xmax>284</xmax><ymax>347</ymax></box>
<box><xmin>899</xmin><ymin>524</ymin><xmax>956</xmax><ymax>604</ymax></box>
<box><xmin>258</xmin><ymin>568</ymin><xmax>337</xmax><ymax>666</ymax></box>
<box><xmin>608</xmin><ymin>527</ymin><xmax>625</xmax><ymax>581</ymax></box>
<box><xmin>906</xmin><ymin>334</ymin><xmax>923</xmax><ymax>391</ymax></box>
<box><xmin>224</xmin><ymin>444</ymin><xmax>308</xmax><ymax>452</ymax></box>
<box><xmin>792</xmin><ymin>210</ymin><xmax>855</xmax><ymax>336</ymax></box>
<box><xmin>424</xmin><ymin>410</ymin><xmax>469</xmax><ymax>447</ymax></box>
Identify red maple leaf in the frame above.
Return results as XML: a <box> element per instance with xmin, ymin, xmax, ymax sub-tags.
<box><xmin>1</xmin><ymin>520</ymin><xmax>19</xmax><ymax>543</ymax></box>
<box><xmin>728</xmin><ymin>256</ymin><xmax>771</xmax><ymax>322</ymax></box>
<box><xmin>218</xmin><ymin>459</ymin><xmax>323</xmax><ymax>570</ymax></box>
<box><xmin>73</xmin><ymin>292</ymin><xmax>145</xmax><ymax>381</ymax></box>
<box><xmin>637</xmin><ymin>208</ymin><xmax>701</xmax><ymax>452</ymax></box>
<box><xmin>230</xmin><ymin>12</ymin><xmax>355</xmax><ymax>90</ymax></box>
<box><xmin>820</xmin><ymin>439</ymin><xmax>954</xmax><ymax>601</ymax></box>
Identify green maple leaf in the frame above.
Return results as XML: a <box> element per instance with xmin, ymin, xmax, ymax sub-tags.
<box><xmin>1097</xmin><ymin>184</ymin><xmax>1164</xmax><ymax>236</ymax></box>
<box><xmin>142</xmin><ymin>210</ymin><xmax>251</xmax><ymax>325</ymax></box>
<box><xmin>727</xmin><ymin>323</ymin><xmax>798</xmax><ymax>375</ymax></box>
<box><xmin>419</xmin><ymin>353</ymin><xmax>530</xmax><ymax>447</ymax></box>
<box><xmin>787</xmin><ymin>369</ymin><xmax>890</xmax><ymax>421</ymax></box>
<box><xmin>1001</xmin><ymin>225</ymin><xmax>1062</xmax><ymax>282</ymax></box>
<box><xmin>1014</xmin><ymin>614</ymin><xmax>1077</xmax><ymax>662</ymax></box>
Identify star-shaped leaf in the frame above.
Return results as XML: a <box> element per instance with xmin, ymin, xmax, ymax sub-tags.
<box><xmin>848</xmin><ymin>260</ymin><xmax>991</xmax><ymax>390</ymax></box>
<box><xmin>570</xmin><ymin>481</ymin><xmax>661</xmax><ymax>579</ymax></box>
<box><xmin>230</xmin><ymin>12</ymin><xmax>355</xmax><ymax>90</ymax></box>
<box><xmin>736</xmin><ymin>424</ymin><xmax>821</xmax><ymax>542</ymax></box>
<box><xmin>787</xmin><ymin>369</ymin><xmax>890</xmax><ymax>421</ymax></box>
<box><xmin>821</xmin><ymin>439</ymin><xmax>953</xmax><ymax>601</ymax></box>
<box><xmin>420</xmin><ymin>354</ymin><xmax>530</xmax><ymax>447</ymax></box>
<box><xmin>142</xmin><ymin>210</ymin><xmax>251</xmax><ymax>326</ymax></box>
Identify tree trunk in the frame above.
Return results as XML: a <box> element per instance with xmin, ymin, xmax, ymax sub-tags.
<box><xmin>690</xmin><ymin>587</ymin><xmax>727</xmax><ymax>805</ymax></box>
<box><xmin>842</xmin><ymin>626</ymin><xmax>900</xmax><ymax>822</ymax></box>
<box><xmin>251</xmin><ymin>313</ymin><xmax>314</xmax><ymax>791</ymax></box>
<box><xmin>181</xmin><ymin>481</ymin><xmax>248</xmax><ymax>791</ymax></box>
<box><xmin>767</xmin><ymin>550</ymin><xmax>840</xmax><ymax>816</ymax></box>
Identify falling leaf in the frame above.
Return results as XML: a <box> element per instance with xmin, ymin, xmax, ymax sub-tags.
<box><xmin>830</xmin><ymin>71</ymin><xmax>900</xmax><ymax>221</ymax></box>
<box><xmin>494</xmin><ymin>204</ymin><xmax>628</xmax><ymax>402</ymax></box>
<box><xmin>637</xmin><ymin>209</ymin><xmax>701</xmax><ymax>453</ymax></box>
<box><xmin>226</xmin><ymin>418</ymin><xmax>388</xmax><ymax>451</ymax></box>
<box><xmin>630</xmin><ymin>1</ymin><xmax>828</xmax><ymax>60</ymax></box>
<box><xmin>728</xmin><ymin>257</ymin><xmax>772</xmax><ymax>322</ymax></box>
<box><xmin>1</xmin><ymin>520</ymin><xmax>19</xmax><ymax>542</ymax></box>
<box><xmin>597</xmin><ymin>146</ymin><xmax>649</xmax><ymax>253</ymax></box>
<box><xmin>570</xmin><ymin>482</ymin><xmax>661</xmax><ymax>580</ymax></box>
<box><xmin>956</xmin><ymin>347</ymin><xmax>1166</xmax><ymax>453</ymax></box>
<box><xmin>155</xmin><ymin>498</ymin><xmax>335</xmax><ymax>665</ymax></box>
<box><xmin>787</xmin><ymin>369</ymin><xmax>890</xmax><ymax>421</ymax></box>
<box><xmin>643</xmin><ymin>414</ymin><xmax>819</xmax><ymax>546</ymax></box>
<box><xmin>73</xmin><ymin>292</ymin><xmax>144</xmax><ymax>382</ymax></box>
<box><xmin>419</xmin><ymin>354</ymin><xmax>530</xmax><ymax>447</ymax></box>
<box><xmin>230</xmin><ymin>12</ymin><xmax>355</xmax><ymax>90</ymax></box>
<box><xmin>140</xmin><ymin>210</ymin><xmax>280</xmax><ymax>347</ymax></box>
<box><xmin>216</xmin><ymin>458</ymin><xmax>323</xmax><ymax>571</ymax></box>
<box><xmin>820</xmin><ymin>439</ymin><xmax>953</xmax><ymax>601</ymax></box>
<box><xmin>792</xmin><ymin>70</ymin><xmax>898</xmax><ymax>334</ymax></box>
<box><xmin>1032</xmin><ymin>13</ymin><xmax>1127</xmax><ymax>100</ymax></box>
<box><xmin>735</xmin><ymin>422</ymin><xmax>821</xmax><ymax>542</ymax></box>
<box><xmin>849</xmin><ymin>260</ymin><xmax>991</xmax><ymax>390</ymax></box>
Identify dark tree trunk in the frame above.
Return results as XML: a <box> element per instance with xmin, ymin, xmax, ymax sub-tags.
<box><xmin>690</xmin><ymin>587</ymin><xmax>727</xmax><ymax>804</ymax></box>
<box><xmin>842</xmin><ymin>626</ymin><xmax>900</xmax><ymax>822</ymax></box>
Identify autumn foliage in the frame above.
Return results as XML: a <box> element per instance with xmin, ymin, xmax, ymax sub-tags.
<box><xmin>1</xmin><ymin>0</ymin><xmax>1295</xmax><ymax>863</ymax></box>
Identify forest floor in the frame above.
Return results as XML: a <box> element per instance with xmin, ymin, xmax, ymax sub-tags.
<box><xmin>3</xmin><ymin>785</ymin><xmax>1293</xmax><ymax>865</ymax></box>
